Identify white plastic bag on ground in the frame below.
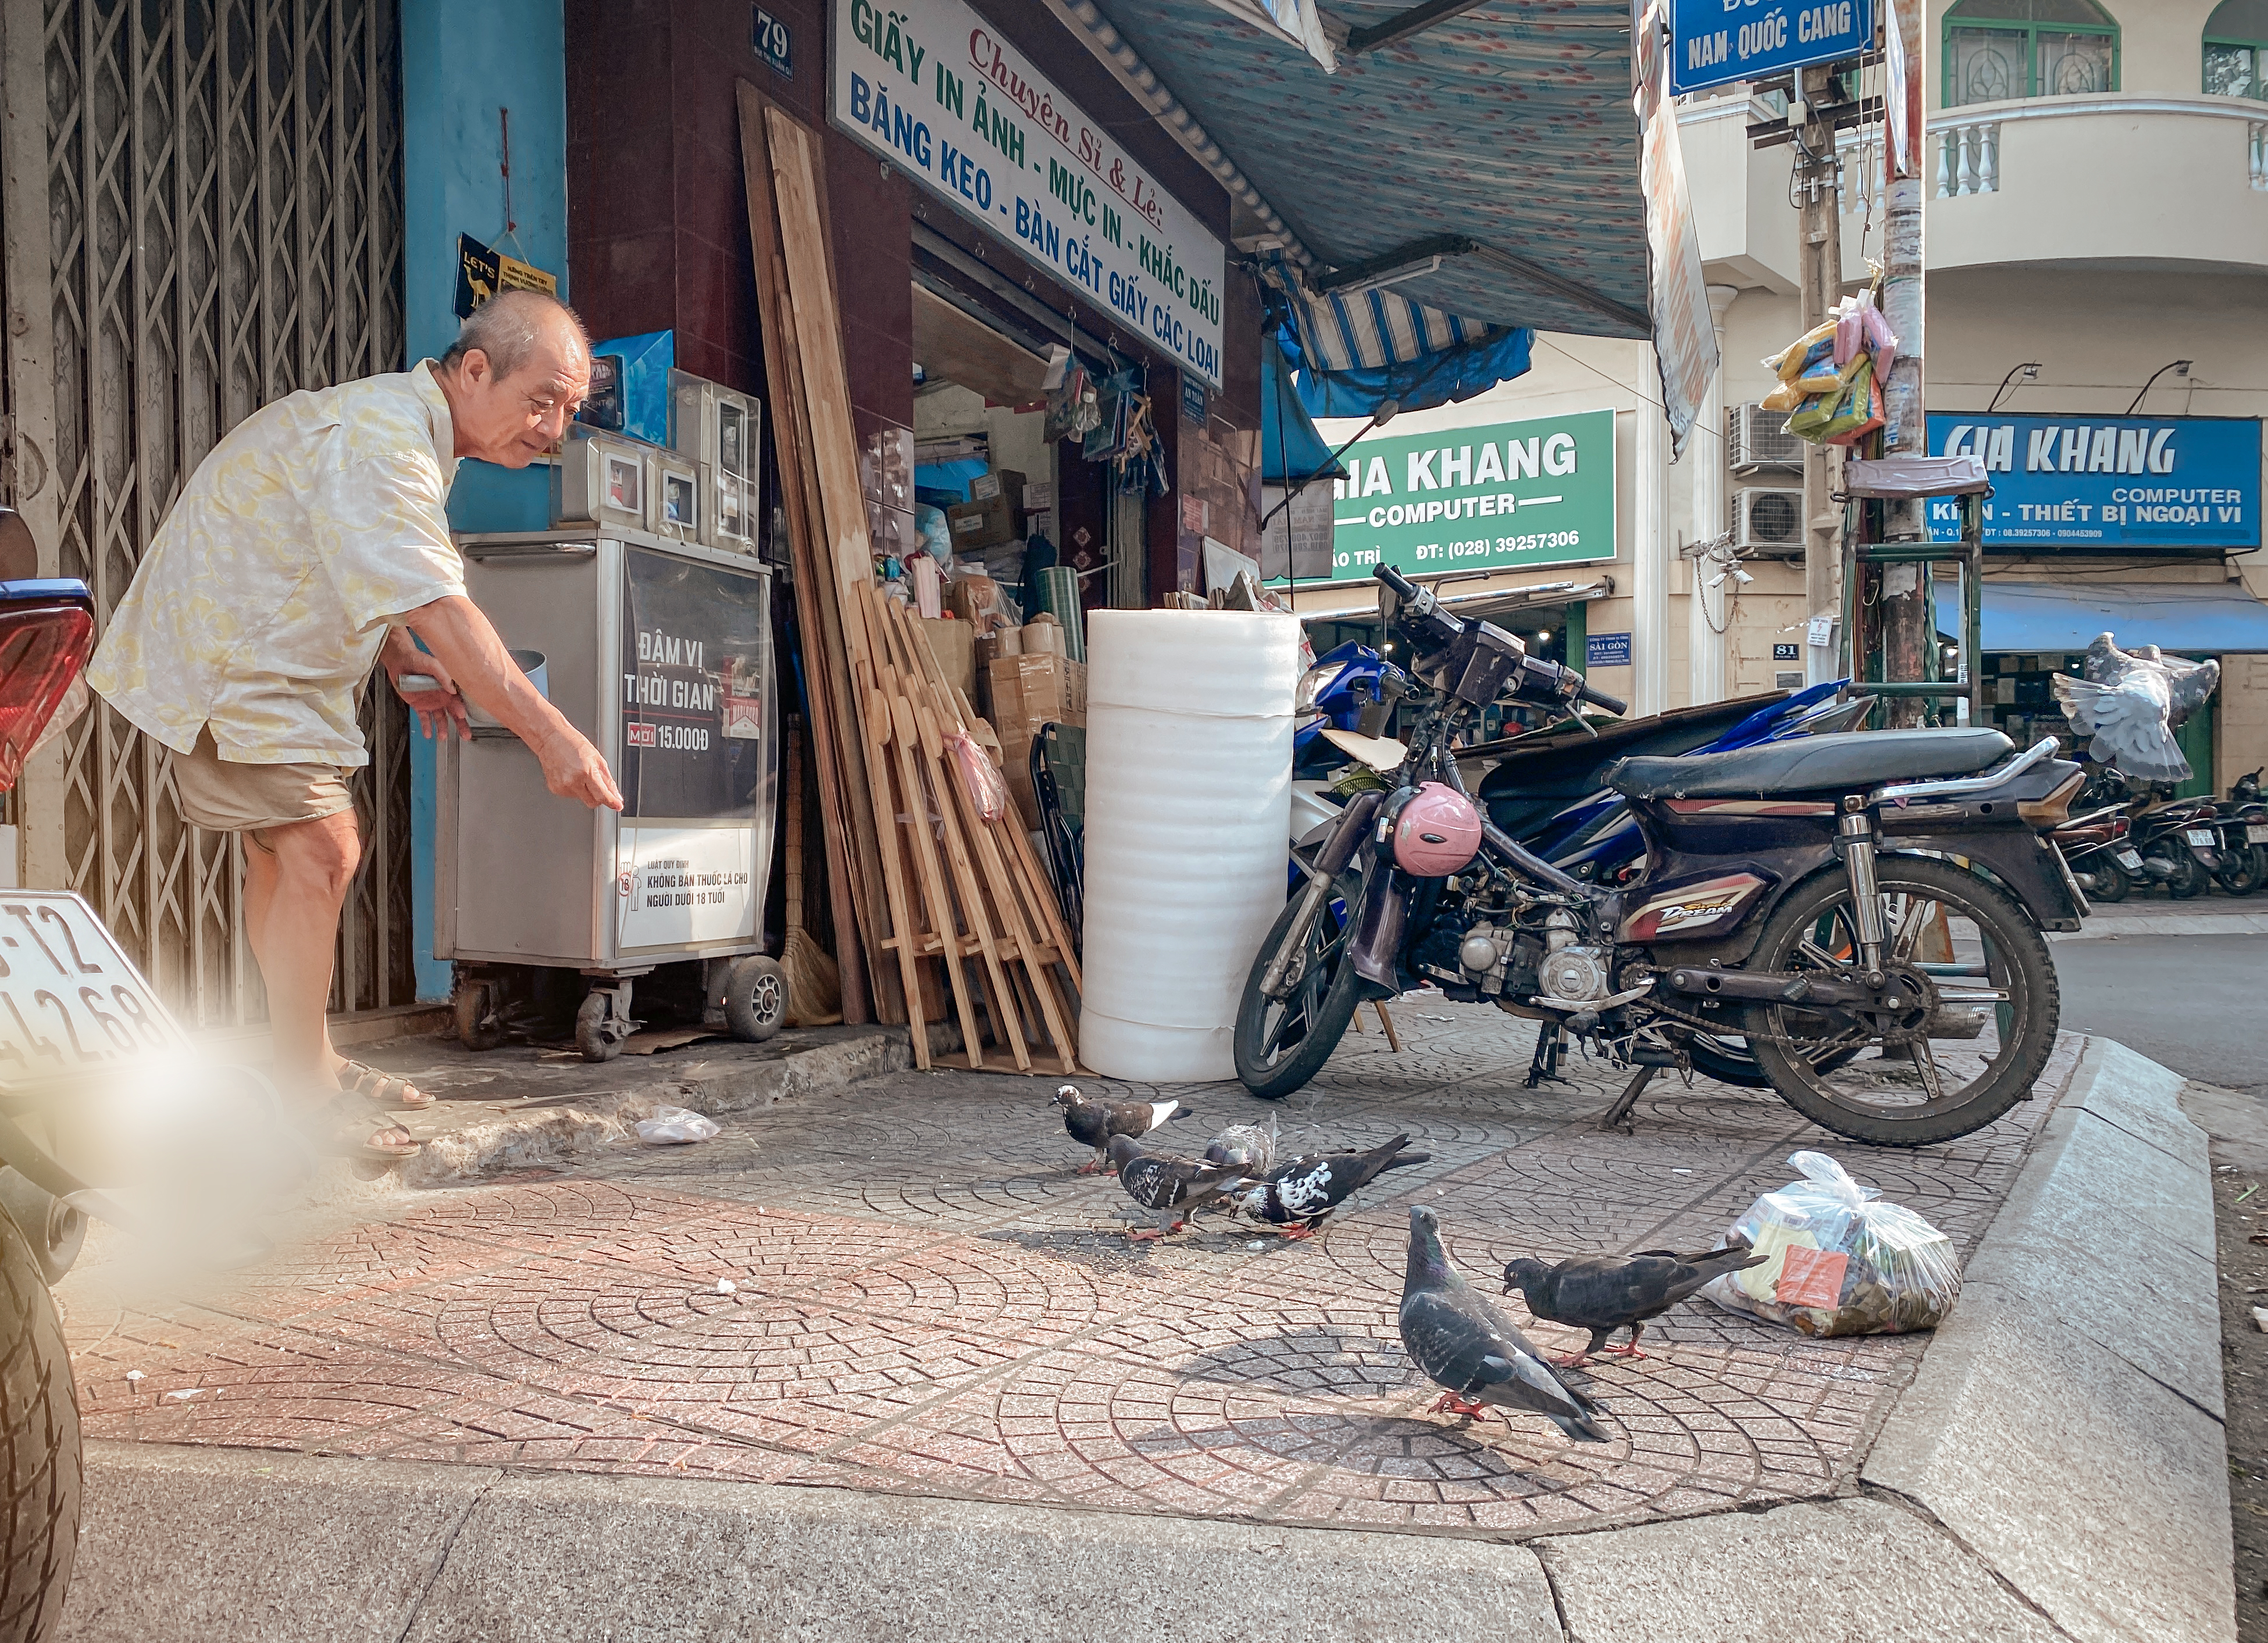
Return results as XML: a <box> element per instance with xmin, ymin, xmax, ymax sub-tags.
<box><xmin>1703</xmin><ymin>1151</ymin><xmax>1962</xmax><ymax>1336</ymax></box>
<box><xmin>635</xmin><ymin>1106</ymin><xmax>720</xmax><ymax>1145</ymax></box>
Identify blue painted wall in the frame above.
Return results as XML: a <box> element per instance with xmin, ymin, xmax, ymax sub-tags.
<box><xmin>401</xmin><ymin>0</ymin><xmax>568</xmax><ymax>1000</ymax></box>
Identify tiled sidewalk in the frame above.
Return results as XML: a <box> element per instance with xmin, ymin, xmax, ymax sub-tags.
<box><xmin>59</xmin><ymin>1006</ymin><xmax>2084</xmax><ymax>1541</ymax></box>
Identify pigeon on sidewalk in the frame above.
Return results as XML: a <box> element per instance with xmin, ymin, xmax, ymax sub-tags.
<box><xmin>1106</xmin><ymin>1134</ymin><xmax>1249</xmax><ymax>1241</ymax></box>
<box><xmin>1053</xmin><ymin>1084</ymin><xmax>1196</xmax><ymax>1174</ymax></box>
<box><xmin>1399</xmin><ymin>1205</ymin><xmax>1608</xmax><ymax>1442</ymax></box>
<box><xmin>1224</xmin><ymin>1133</ymin><xmax>1432</xmax><ymax>1240</ymax></box>
<box><xmin>2052</xmin><ymin>632</ymin><xmax>2219</xmax><ymax>784</ymax></box>
<box><xmin>1500</xmin><ymin>1241</ymin><xmax>1767</xmax><ymax>1367</ymax></box>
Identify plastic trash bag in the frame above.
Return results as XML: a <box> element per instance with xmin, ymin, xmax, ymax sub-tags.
<box><xmin>636</xmin><ymin>1106</ymin><xmax>721</xmax><ymax>1145</ymax></box>
<box><xmin>1702</xmin><ymin>1150</ymin><xmax>1962</xmax><ymax>1336</ymax></box>
<box><xmin>947</xmin><ymin>727</ymin><xmax>1010</xmax><ymax>821</ymax></box>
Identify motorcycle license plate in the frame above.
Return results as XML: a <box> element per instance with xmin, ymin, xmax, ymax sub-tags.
<box><xmin>2116</xmin><ymin>849</ymin><xmax>2144</xmax><ymax>869</ymax></box>
<box><xmin>0</xmin><ymin>892</ymin><xmax>190</xmax><ymax>1084</ymax></box>
<box><xmin>2250</xmin><ymin>824</ymin><xmax>2268</xmax><ymax>845</ymax></box>
<box><xmin>2185</xmin><ymin>828</ymin><xmax>2217</xmax><ymax>848</ymax></box>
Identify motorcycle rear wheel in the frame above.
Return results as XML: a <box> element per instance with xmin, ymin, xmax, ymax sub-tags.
<box><xmin>2149</xmin><ymin>840</ymin><xmax>2208</xmax><ymax>899</ymax></box>
<box><xmin>1234</xmin><ymin>871</ymin><xmax>1363</xmax><ymax>1101</ymax></box>
<box><xmin>2084</xmin><ymin>854</ymin><xmax>2130</xmax><ymax>903</ymax></box>
<box><xmin>1748</xmin><ymin>856</ymin><xmax>2059</xmax><ymax>1148</ymax></box>
<box><xmin>2217</xmin><ymin>845</ymin><xmax>2265</xmax><ymax>898</ymax></box>
<box><xmin>0</xmin><ymin>1210</ymin><xmax>78</xmax><ymax>1640</ymax></box>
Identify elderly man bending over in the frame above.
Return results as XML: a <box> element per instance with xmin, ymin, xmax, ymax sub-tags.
<box><xmin>88</xmin><ymin>291</ymin><xmax>622</xmax><ymax>1162</ymax></box>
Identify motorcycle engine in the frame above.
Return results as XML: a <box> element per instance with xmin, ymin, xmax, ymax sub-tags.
<box><xmin>1450</xmin><ymin>923</ymin><xmax>1543</xmax><ymax>999</ymax></box>
<box><xmin>1535</xmin><ymin>945</ymin><xmax>1613</xmax><ymax>1006</ymax></box>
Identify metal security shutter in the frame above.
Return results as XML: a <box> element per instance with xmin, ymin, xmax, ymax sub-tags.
<box><xmin>5</xmin><ymin>0</ymin><xmax>409</xmax><ymax>1028</ymax></box>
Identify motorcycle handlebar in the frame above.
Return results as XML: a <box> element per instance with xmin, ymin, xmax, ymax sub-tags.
<box><xmin>1373</xmin><ymin>563</ymin><xmax>1626</xmax><ymax>714</ymax></box>
<box><xmin>1577</xmin><ymin>678</ymin><xmax>1627</xmax><ymax>715</ymax></box>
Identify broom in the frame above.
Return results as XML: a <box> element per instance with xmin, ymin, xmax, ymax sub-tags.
<box><xmin>780</xmin><ymin>717</ymin><xmax>842</xmax><ymax>1026</ymax></box>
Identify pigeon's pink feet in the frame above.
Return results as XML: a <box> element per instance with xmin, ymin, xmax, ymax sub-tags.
<box><xmin>1276</xmin><ymin>1224</ymin><xmax>1317</xmax><ymax>1241</ymax></box>
<box><xmin>1428</xmin><ymin>1392</ymin><xmax>1490</xmax><ymax>1419</ymax></box>
<box><xmin>1600</xmin><ymin>1343</ymin><xmax>1650</xmax><ymax>1360</ymax></box>
<box><xmin>1550</xmin><ymin>1352</ymin><xmax>1592</xmax><ymax>1369</ymax></box>
<box><xmin>1076</xmin><ymin>1162</ymin><xmax>1104</xmax><ymax>1175</ymax></box>
<box><xmin>1126</xmin><ymin>1223</ymin><xmax>1183</xmax><ymax>1242</ymax></box>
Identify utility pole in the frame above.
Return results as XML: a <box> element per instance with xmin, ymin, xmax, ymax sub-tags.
<box><xmin>1875</xmin><ymin>0</ymin><xmax>1931</xmax><ymax>724</ymax></box>
<box><xmin>1794</xmin><ymin>63</ymin><xmax>1843</xmax><ymax>688</ymax></box>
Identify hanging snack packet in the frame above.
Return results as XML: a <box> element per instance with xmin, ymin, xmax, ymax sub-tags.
<box><xmin>1703</xmin><ymin>1151</ymin><xmax>1963</xmax><ymax>1337</ymax></box>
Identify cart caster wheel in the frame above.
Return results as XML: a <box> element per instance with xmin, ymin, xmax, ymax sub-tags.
<box><xmin>575</xmin><ymin>992</ymin><xmax>623</xmax><ymax>1062</ymax></box>
<box><xmin>723</xmin><ymin>956</ymin><xmax>787</xmax><ymax>1042</ymax></box>
<box><xmin>455</xmin><ymin>979</ymin><xmax>505</xmax><ymax>1052</ymax></box>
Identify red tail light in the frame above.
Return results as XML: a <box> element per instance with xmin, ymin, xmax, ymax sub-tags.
<box><xmin>0</xmin><ymin>599</ymin><xmax>94</xmax><ymax>792</ymax></box>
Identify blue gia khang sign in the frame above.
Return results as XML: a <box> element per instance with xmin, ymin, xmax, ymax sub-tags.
<box><xmin>1927</xmin><ymin>413</ymin><xmax>2262</xmax><ymax>551</ymax></box>
<box><xmin>832</xmin><ymin>0</ymin><xmax>1226</xmax><ymax>387</ymax></box>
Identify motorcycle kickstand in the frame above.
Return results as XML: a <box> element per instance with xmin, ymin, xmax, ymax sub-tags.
<box><xmin>1598</xmin><ymin>1064</ymin><xmax>1657</xmax><ymax>1133</ymax></box>
<box><xmin>1527</xmin><ymin>1020</ymin><xmax>1571</xmax><ymax>1090</ymax></box>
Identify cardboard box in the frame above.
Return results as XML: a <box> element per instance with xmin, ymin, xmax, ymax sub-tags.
<box><xmin>985</xmin><ymin>653</ymin><xmax>1085</xmax><ymax>747</ymax></box>
<box><xmin>947</xmin><ymin>492</ymin><xmax>1025</xmax><ymax>549</ymax></box>
<box><xmin>917</xmin><ymin>615</ymin><xmax>975</xmax><ymax>700</ymax></box>
<box><xmin>970</xmin><ymin>468</ymin><xmax>1026</xmax><ymax>503</ymax></box>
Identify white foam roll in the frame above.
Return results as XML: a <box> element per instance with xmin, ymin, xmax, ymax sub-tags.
<box><xmin>1079</xmin><ymin>609</ymin><xmax>1300</xmax><ymax>1082</ymax></box>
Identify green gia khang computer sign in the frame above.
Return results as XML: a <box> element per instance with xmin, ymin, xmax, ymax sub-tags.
<box><xmin>1322</xmin><ymin>409</ymin><xmax>1616</xmax><ymax>582</ymax></box>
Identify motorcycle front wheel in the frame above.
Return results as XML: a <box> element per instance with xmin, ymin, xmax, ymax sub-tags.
<box><xmin>1747</xmin><ymin>856</ymin><xmax>2059</xmax><ymax>1147</ymax></box>
<box><xmin>0</xmin><ymin>1208</ymin><xmax>78</xmax><ymax>1640</ymax></box>
<box><xmin>1234</xmin><ymin>870</ymin><xmax>1363</xmax><ymax>1101</ymax></box>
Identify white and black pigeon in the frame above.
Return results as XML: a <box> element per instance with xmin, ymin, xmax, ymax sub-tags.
<box><xmin>2052</xmin><ymin>632</ymin><xmax>2220</xmax><ymax>784</ymax></box>
<box><xmin>1224</xmin><ymin>1133</ymin><xmax>1432</xmax><ymax>1240</ymax></box>
<box><xmin>1399</xmin><ymin>1205</ymin><xmax>1608</xmax><ymax>1442</ymax></box>
<box><xmin>1105</xmin><ymin>1134</ymin><xmax>1249</xmax><ymax>1241</ymax></box>
<box><xmin>1500</xmin><ymin>1241</ymin><xmax>1766</xmax><ymax>1366</ymax></box>
<box><xmin>1052</xmin><ymin>1084</ymin><xmax>1196</xmax><ymax>1174</ymax></box>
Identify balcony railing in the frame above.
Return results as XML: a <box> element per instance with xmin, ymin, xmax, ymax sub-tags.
<box><xmin>2253</xmin><ymin>121</ymin><xmax>2267</xmax><ymax>191</ymax></box>
<box><xmin>1938</xmin><ymin>120</ymin><xmax>2002</xmax><ymax>197</ymax></box>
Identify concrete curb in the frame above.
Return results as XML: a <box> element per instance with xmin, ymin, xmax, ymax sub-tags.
<box><xmin>2049</xmin><ymin>911</ymin><xmax>2268</xmax><ymax>941</ymax></box>
<box><xmin>58</xmin><ymin>1442</ymin><xmax>1563</xmax><ymax>1643</ymax></box>
<box><xmin>400</xmin><ymin>1027</ymin><xmax>915</xmax><ymax>1187</ymax></box>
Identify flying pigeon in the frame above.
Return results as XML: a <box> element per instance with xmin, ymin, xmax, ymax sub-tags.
<box><xmin>1053</xmin><ymin>1084</ymin><xmax>1196</xmax><ymax>1174</ymax></box>
<box><xmin>1224</xmin><ymin>1133</ymin><xmax>1432</xmax><ymax>1240</ymax></box>
<box><xmin>1105</xmin><ymin>1134</ymin><xmax>1249</xmax><ymax>1241</ymax></box>
<box><xmin>1500</xmin><ymin>1241</ymin><xmax>1766</xmax><ymax>1366</ymax></box>
<box><xmin>2052</xmin><ymin>633</ymin><xmax>2220</xmax><ymax>784</ymax></box>
<box><xmin>1399</xmin><ymin>1205</ymin><xmax>1608</xmax><ymax>1442</ymax></box>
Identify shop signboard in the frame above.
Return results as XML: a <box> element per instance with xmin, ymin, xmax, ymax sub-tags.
<box><xmin>1926</xmin><ymin>413</ymin><xmax>2262</xmax><ymax>551</ymax></box>
<box><xmin>1668</xmin><ymin>0</ymin><xmax>1876</xmax><ymax>95</ymax></box>
<box><xmin>1315</xmin><ymin>408</ymin><xmax>1617</xmax><ymax>582</ymax></box>
<box><xmin>832</xmin><ymin>0</ymin><xmax>1226</xmax><ymax>387</ymax></box>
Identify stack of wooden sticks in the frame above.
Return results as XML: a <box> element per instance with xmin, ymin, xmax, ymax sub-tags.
<box><xmin>737</xmin><ymin>81</ymin><xmax>1081</xmax><ymax>1074</ymax></box>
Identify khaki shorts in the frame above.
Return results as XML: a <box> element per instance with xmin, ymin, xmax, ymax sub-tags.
<box><xmin>171</xmin><ymin>729</ymin><xmax>356</xmax><ymax>839</ymax></box>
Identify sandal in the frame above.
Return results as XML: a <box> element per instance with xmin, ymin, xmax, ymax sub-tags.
<box><xmin>304</xmin><ymin>1089</ymin><xmax>423</xmax><ymax>1163</ymax></box>
<box><xmin>337</xmin><ymin>1059</ymin><xmax>435</xmax><ymax>1110</ymax></box>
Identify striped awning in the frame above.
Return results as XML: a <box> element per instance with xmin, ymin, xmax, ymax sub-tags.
<box><xmin>1266</xmin><ymin>251</ymin><xmax>1496</xmax><ymax>373</ymax></box>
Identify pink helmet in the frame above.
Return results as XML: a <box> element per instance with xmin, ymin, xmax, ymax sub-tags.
<box><xmin>1392</xmin><ymin>781</ymin><xmax>1482</xmax><ymax>877</ymax></box>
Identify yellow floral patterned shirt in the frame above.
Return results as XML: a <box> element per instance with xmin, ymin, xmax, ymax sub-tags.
<box><xmin>87</xmin><ymin>362</ymin><xmax>465</xmax><ymax>766</ymax></box>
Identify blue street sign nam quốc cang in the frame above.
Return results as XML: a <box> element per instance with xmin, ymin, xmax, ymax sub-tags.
<box><xmin>1925</xmin><ymin>413</ymin><xmax>2262</xmax><ymax>552</ymax></box>
<box><xmin>1669</xmin><ymin>0</ymin><xmax>1875</xmax><ymax>96</ymax></box>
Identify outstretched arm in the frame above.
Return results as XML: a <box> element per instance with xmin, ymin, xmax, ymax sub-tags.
<box><xmin>393</xmin><ymin>594</ymin><xmax>623</xmax><ymax>810</ymax></box>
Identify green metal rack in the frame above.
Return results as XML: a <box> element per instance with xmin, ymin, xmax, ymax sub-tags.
<box><xmin>1839</xmin><ymin>484</ymin><xmax>1987</xmax><ymax>726</ymax></box>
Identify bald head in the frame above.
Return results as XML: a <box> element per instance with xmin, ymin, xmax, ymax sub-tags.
<box><xmin>433</xmin><ymin>291</ymin><xmax>593</xmax><ymax>467</ymax></box>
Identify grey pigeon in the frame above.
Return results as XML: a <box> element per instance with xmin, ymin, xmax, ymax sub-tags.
<box><xmin>1399</xmin><ymin>1205</ymin><xmax>1608</xmax><ymax>1442</ymax></box>
<box><xmin>1500</xmin><ymin>1241</ymin><xmax>1766</xmax><ymax>1366</ymax></box>
<box><xmin>2052</xmin><ymin>633</ymin><xmax>2219</xmax><ymax>784</ymax></box>
<box><xmin>1106</xmin><ymin>1134</ymin><xmax>1248</xmax><ymax>1241</ymax></box>
<box><xmin>1053</xmin><ymin>1084</ymin><xmax>1196</xmax><ymax>1174</ymax></box>
<box><xmin>1224</xmin><ymin>1133</ymin><xmax>1432</xmax><ymax>1240</ymax></box>
<box><xmin>1203</xmin><ymin>1120</ymin><xmax>1278</xmax><ymax>1177</ymax></box>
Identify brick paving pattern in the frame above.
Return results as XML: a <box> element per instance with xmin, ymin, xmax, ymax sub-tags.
<box><xmin>60</xmin><ymin>1005</ymin><xmax>2084</xmax><ymax>1539</ymax></box>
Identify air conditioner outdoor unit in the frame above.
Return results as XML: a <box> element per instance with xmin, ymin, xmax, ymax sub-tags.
<box><xmin>1732</xmin><ymin>486</ymin><xmax>1805</xmax><ymax>556</ymax></box>
<box><xmin>1729</xmin><ymin>403</ymin><xmax>1804</xmax><ymax>474</ymax></box>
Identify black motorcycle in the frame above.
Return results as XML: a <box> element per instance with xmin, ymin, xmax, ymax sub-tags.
<box><xmin>1234</xmin><ymin>564</ymin><xmax>2085</xmax><ymax>1148</ymax></box>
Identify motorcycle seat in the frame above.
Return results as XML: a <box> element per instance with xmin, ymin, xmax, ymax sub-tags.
<box><xmin>1607</xmin><ymin>729</ymin><xmax>2014</xmax><ymax>800</ymax></box>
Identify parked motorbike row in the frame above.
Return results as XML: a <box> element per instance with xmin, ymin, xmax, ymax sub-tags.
<box><xmin>2054</xmin><ymin>767</ymin><xmax>2266</xmax><ymax>902</ymax></box>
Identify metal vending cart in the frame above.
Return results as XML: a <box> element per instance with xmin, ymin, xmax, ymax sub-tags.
<box><xmin>436</xmin><ymin>526</ymin><xmax>784</xmax><ymax>1060</ymax></box>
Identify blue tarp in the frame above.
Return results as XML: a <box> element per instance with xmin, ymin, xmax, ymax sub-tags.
<box><xmin>1933</xmin><ymin>579</ymin><xmax>2268</xmax><ymax>654</ymax></box>
<box><xmin>1277</xmin><ymin>319</ymin><xmax>1535</xmax><ymax>421</ymax></box>
<box><xmin>1261</xmin><ymin>332</ymin><xmax>1345</xmax><ymax>484</ymax></box>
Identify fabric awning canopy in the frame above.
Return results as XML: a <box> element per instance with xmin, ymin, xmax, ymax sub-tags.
<box><xmin>1071</xmin><ymin>0</ymin><xmax>1651</xmax><ymax>340</ymax></box>
<box><xmin>1261</xmin><ymin>331</ymin><xmax>1345</xmax><ymax>484</ymax></box>
<box><xmin>1932</xmin><ymin>579</ymin><xmax>2268</xmax><ymax>654</ymax></box>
